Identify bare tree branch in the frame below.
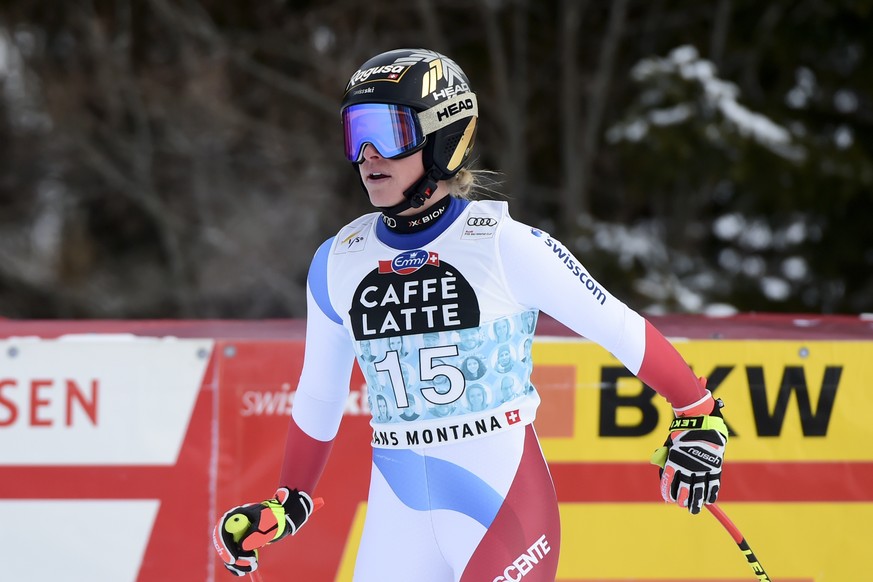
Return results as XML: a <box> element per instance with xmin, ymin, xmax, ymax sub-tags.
<box><xmin>710</xmin><ymin>0</ymin><xmax>732</xmax><ymax>68</ymax></box>
<box><xmin>562</xmin><ymin>0</ymin><xmax>628</xmax><ymax>231</ymax></box>
<box><xmin>414</xmin><ymin>0</ymin><xmax>447</xmax><ymax>53</ymax></box>
<box><xmin>148</xmin><ymin>0</ymin><xmax>337</xmax><ymax>118</ymax></box>
<box><xmin>559</xmin><ymin>0</ymin><xmax>589</xmax><ymax>225</ymax></box>
<box><xmin>478</xmin><ymin>0</ymin><xmax>530</xmax><ymax>215</ymax></box>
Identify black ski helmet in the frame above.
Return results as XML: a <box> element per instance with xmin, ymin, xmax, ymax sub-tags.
<box><xmin>341</xmin><ymin>49</ymin><xmax>479</xmax><ymax>212</ymax></box>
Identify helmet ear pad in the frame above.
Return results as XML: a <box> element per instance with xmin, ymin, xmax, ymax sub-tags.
<box><xmin>423</xmin><ymin>116</ymin><xmax>478</xmax><ymax>180</ymax></box>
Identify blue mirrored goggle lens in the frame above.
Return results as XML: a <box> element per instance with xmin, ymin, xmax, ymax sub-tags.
<box><xmin>343</xmin><ymin>103</ymin><xmax>425</xmax><ymax>162</ymax></box>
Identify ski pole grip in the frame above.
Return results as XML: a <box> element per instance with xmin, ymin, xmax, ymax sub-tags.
<box><xmin>225</xmin><ymin>496</ymin><xmax>324</xmax><ymax>545</ymax></box>
<box><xmin>224</xmin><ymin>514</ymin><xmax>252</xmax><ymax>543</ymax></box>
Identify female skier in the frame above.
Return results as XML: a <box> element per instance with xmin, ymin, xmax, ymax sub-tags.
<box><xmin>214</xmin><ymin>48</ymin><xmax>729</xmax><ymax>582</ymax></box>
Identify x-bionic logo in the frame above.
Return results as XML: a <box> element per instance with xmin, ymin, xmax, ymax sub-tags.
<box><xmin>467</xmin><ymin>217</ymin><xmax>497</xmax><ymax>227</ymax></box>
<box><xmin>408</xmin><ymin>204</ymin><xmax>446</xmax><ymax>227</ymax></box>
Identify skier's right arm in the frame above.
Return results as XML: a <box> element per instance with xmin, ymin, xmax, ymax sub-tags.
<box><xmin>214</xmin><ymin>238</ymin><xmax>356</xmax><ymax>576</ymax></box>
<box><xmin>279</xmin><ymin>272</ymin><xmax>356</xmax><ymax>492</ymax></box>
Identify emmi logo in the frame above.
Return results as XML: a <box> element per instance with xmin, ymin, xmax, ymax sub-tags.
<box><xmin>598</xmin><ymin>365</ymin><xmax>841</xmax><ymax>437</ymax></box>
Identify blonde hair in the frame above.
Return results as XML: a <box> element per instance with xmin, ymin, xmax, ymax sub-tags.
<box><xmin>445</xmin><ymin>168</ymin><xmax>504</xmax><ymax>200</ymax></box>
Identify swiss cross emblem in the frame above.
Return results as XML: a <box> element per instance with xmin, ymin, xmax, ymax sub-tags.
<box><xmin>505</xmin><ymin>410</ymin><xmax>521</xmax><ymax>425</ymax></box>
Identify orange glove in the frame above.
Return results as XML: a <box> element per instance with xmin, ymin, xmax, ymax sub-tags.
<box><xmin>651</xmin><ymin>399</ymin><xmax>728</xmax><ymax>515</ymax></box>
<box><xmin>213</xmin><ymin>487</ymin><xmax>316</xmax><ymax>577</ymax></box>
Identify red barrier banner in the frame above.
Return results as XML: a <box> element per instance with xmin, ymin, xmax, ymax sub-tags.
<box><xmin>213</xmin><ymin>339</ymin><xmax>373</xmax><ymax>581</ymax></box>
<box><xmin>1</xmin><ymin>316</ymin><xmax>871</xmax><ymax>581</ymax></box>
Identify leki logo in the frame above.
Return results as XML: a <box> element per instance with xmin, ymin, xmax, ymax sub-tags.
<box><xmin>378</xmin><ymin>250</ymin><xmax>440</xmax><ymax>275</ymax></box>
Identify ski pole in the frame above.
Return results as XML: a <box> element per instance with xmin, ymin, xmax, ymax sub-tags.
<box><xmin>706</xmin><ymin>504</ymin><xmax>772</xmax><ymax>581</ymax></box>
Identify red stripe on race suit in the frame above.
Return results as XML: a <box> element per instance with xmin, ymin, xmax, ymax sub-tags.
<box><xmin>636</xmin><ymin>320</ymin><xmax>708</xmax><ymax>410</ymax></box>
<box><xmin>278</xmin><ymin>415</ymin><xmax>334</xmax><ymax>494</ymax></box>
<box><xmin>460</xmin><ymin>425</ymin><xmax>561</xmax><ymax>582</ymax></box>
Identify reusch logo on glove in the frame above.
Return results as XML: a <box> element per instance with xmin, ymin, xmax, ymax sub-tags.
<box><xmin>688</xmin><ymin>446</ymin><xmax>722</xmax><ymax>467</ymax></box>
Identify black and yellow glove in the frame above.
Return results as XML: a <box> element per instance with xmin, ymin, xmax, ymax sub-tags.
<box><xmin>651</xmin><ymin>399</ymin><xmax>728</xmax><ymax>515</ymax></box>
<box><xmin>212</xmin><ymin>487</ymin><xmax>315</xmax><ymax>576</ymax></box>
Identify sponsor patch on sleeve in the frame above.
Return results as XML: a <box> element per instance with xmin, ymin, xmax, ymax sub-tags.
<box><xmin>461</xmin><ymin>215</ymin><xmax>499</xmax><ymax>239</ymax></box>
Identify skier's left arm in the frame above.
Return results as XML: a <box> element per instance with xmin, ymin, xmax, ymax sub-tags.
<box><xmin>497</xmin><ymin>218</ymin><xmax>727</xmax><ymax>514</ymax></box>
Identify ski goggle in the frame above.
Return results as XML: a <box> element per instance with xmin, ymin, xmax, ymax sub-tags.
<box><xmin>343</xmin><ymin>103</ymin><xmax>426</xmax><ymax>162</ymax></box>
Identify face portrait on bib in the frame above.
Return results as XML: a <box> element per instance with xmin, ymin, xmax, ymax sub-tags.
<box><xmin>375</xmin><ymin>394</ymin><xmax>392</xmax><ymax>422</ymax></box>
<box><xmin>493</xmin><ymin>318</ymin><xmax>511</xmax><ymax>343</ymax></box>
<box><xmin>461</xmin><ymin>355</ymin><xmax>486</xmax><ymax>380</ymax></box>
<box><xmin>399</xmin><ymin>393</ymin><xmax>421</xmax><ymax>421</ymax></box>
<box><xmin>500</xmin><ymin>376</ymin><xmax>519</xmax><ymax>403</ymax></box>
<box><xmin>495</xmin><ymin>344</ymin><xmax>515</xmax><ymax>374</ymax></box>
<box><xmin>360</xmin><ymin>339</ymin><xmax>376</xmax><ymax>362</ymax></box>
<box><xmin>466</xmin><ymin>383</ymin><xmax>489</xmax><ymax>412</ymax></box>
<box><xmin>458</xmin><ymin>327</ymin><xmax>484</xmax><ymax>352</ymax></box>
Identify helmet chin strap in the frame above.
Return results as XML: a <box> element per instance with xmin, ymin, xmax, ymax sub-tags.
<box><xmin>377</xmin><ymin>168</ymin><xmax>442</xmax><ymax>218</ymax></box>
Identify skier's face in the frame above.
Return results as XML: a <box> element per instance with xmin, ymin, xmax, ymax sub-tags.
<box><xmin>358</xmin><ymin>144</ymin><xmax>426</xmax><ymax>209</ymax></box>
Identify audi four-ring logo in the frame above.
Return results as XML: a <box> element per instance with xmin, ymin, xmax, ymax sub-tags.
<box><xmin>466</xmin><ymin>217</ymin><xmax>498</xmax><ymax>227</ymax></box>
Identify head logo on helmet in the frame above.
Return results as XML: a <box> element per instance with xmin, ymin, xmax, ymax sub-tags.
<box><xmin>342</xmin><ymin>48</ymin><xmax>479</xmax><ymax>186</ymax></box>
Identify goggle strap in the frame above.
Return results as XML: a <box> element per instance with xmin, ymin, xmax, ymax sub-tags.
<box><xmin>418</xmin><ymin>93</ymin><xmax>479</xmax><ymax>135</ymax></box>
<box><xmin>378</xmin><ymin>168</ymin><xmax>441</xmax><ymax>217</ymax></box>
